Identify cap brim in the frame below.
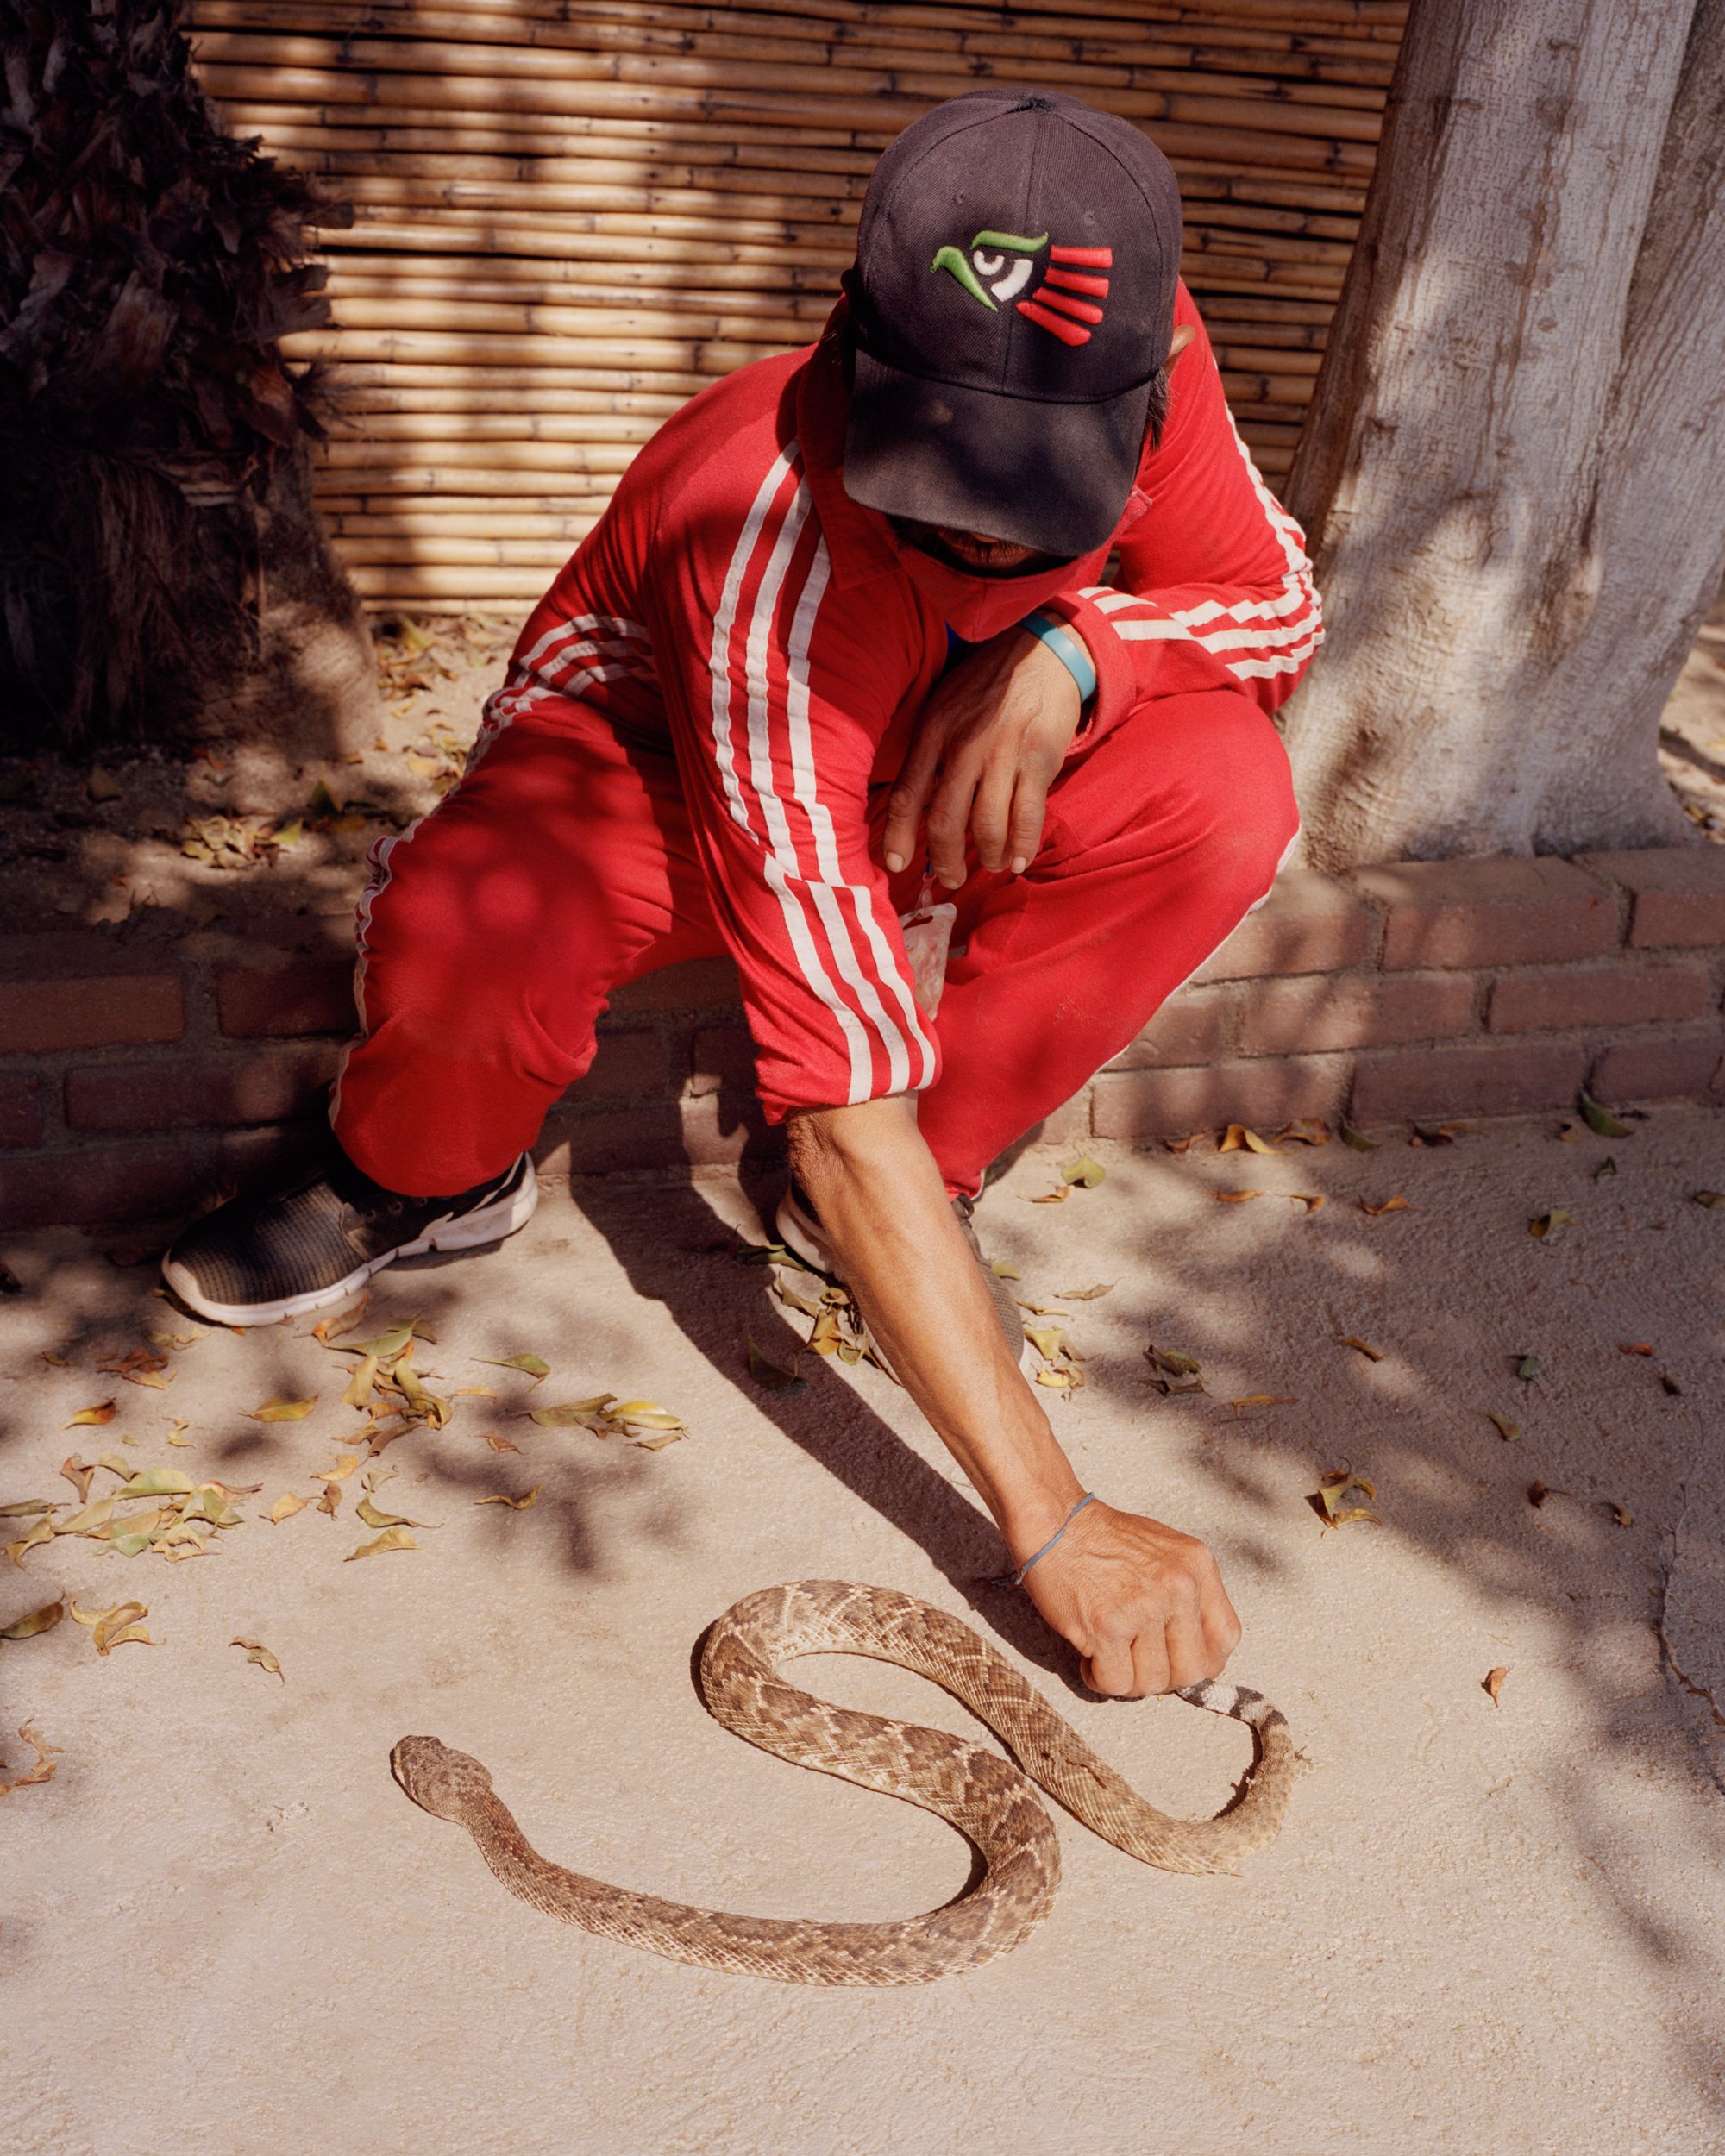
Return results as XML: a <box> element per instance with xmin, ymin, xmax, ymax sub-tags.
<box><xmin>843</xmin><ymin>348</ymin><xmax>1151</xmax><ymax>560</ymax></box>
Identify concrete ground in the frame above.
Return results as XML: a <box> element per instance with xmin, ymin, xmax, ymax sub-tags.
<box><xmin>3</xmin><ymin>1111</ymin><xmax>1723</xmax><ymax>2155</ymax></box>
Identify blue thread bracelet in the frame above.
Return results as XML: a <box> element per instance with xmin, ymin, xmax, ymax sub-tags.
<box><xmin>990</xmin><ymin>1492</ymin><xmax>1099</xmax><ymax>1591</ymax></box>
<box><xmin>1020</xmin><ymin>611</ymin><xmax>1097</xmax><ymax>704</ymax></box>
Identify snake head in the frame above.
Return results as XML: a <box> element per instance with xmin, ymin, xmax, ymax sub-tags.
<box><xmin>392</xmin><ymin>1734</ymin><xmax>493</xmax><ymax>1821</ymax></box>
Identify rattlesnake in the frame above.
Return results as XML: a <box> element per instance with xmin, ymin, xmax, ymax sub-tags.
<box><xmin>392</xmin><ymin>1579</ymin><xmax>1296</xmax><ymax>1987</ymax></box>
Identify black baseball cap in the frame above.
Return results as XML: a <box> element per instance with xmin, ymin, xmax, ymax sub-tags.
<box><xmin>842</xmin><ymin>90</ymin><xmax>1183</xmax><ymax>560</ymax></box>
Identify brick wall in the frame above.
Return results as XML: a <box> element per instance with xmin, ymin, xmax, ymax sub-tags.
<box><xmin>3</xmin><ymin>847</ymin><xmax>1724</xmax><ymax>1232</ymax></box>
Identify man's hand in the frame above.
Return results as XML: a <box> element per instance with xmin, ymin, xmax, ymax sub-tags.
<box><xmin>1017</xmin><ymin>1498</ymin><xmax>1241</xmax><ymax>1697</ymax></box>
<box><xmin>883</xmin><ymin>626</ymin><xmax>1082</xmax><ymax>887</ymax></box>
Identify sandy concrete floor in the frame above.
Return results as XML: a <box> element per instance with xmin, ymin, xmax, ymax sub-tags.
<box><xmin>2</xmin><ymin>1111</ymin><xmax>1722</xmax><ymax>2154</ymax></box>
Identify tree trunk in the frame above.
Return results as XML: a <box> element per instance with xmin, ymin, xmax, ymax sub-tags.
<box><xmin>1283</xmin><ymin>0</ymin><xmax>1725</xmax><ymax>868</ymax></box>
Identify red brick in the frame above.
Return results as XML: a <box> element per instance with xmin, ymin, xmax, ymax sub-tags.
<box><xmin>0</xmin><ymin>975</ymin><xmax>183</xmax><ymax>1054</ymax></box>
<box><xmin>0</xmin><ymin>1074</ymin><xmax>45</xmax><ymax>1149</ymax></box>
<box><xmin>1107</xmin><ymin>987</ymin><xmax>1233</xmax><ymax>1069</ymax></box>
<box><xmin>1239</xmin><ymin>972</ymin><xmax>1476</xmax><ymax>1055</ymax></box>
<box><xmin>564</xmin><ymin>1030</ymin><xmax>674</xmax><ymax>1102</ymax></box>
<box><xmin>65</xmin><ymin>1044</ymin><xmax>342</xmax><ymax>1133</ymax></box>
<box><xmin>1578</xmin><ymin>847</ymin><xmax>1725</xmax><ymax>949</ymax></box>
<box><xmin>688</xmin><ymin>1023</ymin><xmax>758</xmax><ymax>1097</ymax></box>
<box><xmin>1352</xmin><ymin>857</ymin><xmax>1616</xmax><ymax>969</ymax></box>
<box><xmin>216</xmin><ymin>958</ymin><xmax>355</xmax><ymax>1038</ymax></box>
<box><xmin>1488</xmin><ymin>963</ymin><xmax>1711</xmax><ymax>1033</ymax></box>
<box><xmin>1091</xmin><ymin>1055</ymin><xmax>1350</xmax><ymax>1140</ymax></box>
<box><xmin>1193</xmin><ymin>868</ymin><xmax>1373</xmax><ymax>982</ymax></box>
<box><xmin>606</xmin><ymin>957</ymin><xmax>742</xmax><ymax>1014</ymax></box>
<box><xmin>1350</xmin><ymin>1041</ymin><xmax>1585</xmax><ymax>1122</ymax></box>
<box><xmin>1590</xmin><ymin>1034</ymin><xmax>1725</xmax><ymax>1105</ymax></box>
<box><xmin>0</xmin><ymin>1139</ymin><xmax>201</xmax><ymax>1230</ymax></box>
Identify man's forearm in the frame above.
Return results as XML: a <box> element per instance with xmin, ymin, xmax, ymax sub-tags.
<box><xmin>785</xmin><ymin>1096</ymin><xmax>1082</xmax><ymax>1557</ymax></box>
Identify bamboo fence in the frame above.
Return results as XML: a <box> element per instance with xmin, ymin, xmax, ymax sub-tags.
<box><xmin>186</xmin><ymin>0</ymin><xmax>1403</xmax><ymax>611</ymax></box>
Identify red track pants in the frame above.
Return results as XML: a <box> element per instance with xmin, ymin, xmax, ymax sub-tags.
<box><xmin>331</xmin><ymin>686</ymin><xmax>1298</xmax><ymax>1200</ymax></box>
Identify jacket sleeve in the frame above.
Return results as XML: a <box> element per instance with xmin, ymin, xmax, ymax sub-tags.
<box><xmin>1037</xmin><ymin>289</ymin><xmax>1323</xmax><ymax>743</ymax></box>
<box><xmin>646</xmin><ymin>443</ymin><xmax>942</xmax><ymax>1121</ymax></box>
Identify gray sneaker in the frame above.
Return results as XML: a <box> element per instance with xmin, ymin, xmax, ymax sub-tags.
<box><xmin>772</xmin><ymin>1180</ymin><xmax>1033</xmax><ymax>1379</ymax></box>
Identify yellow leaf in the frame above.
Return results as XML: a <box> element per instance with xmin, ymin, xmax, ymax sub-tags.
<box><xmin>267</xmin><ymin>1492</ymin><xmax>309</xmax><ymax>1524</ymax></box>
<box><xmin>1059</xmin><ymin>1155</ymin><xmax>1107</xmax><ymax>1188</ymax></box>
<box><xmin>1277</xmin><ymin>1119</ymin><xmax>1332</xmax><ymax>1147</ymax></box>
<box><xmin>1339</xmin><ymin>1337</ymin><xmax>1383</xmax><ymax>1363</ymax></box>
<box><xmin>0</xmin><ymin>1722</ymin><xmax>64</xmax><ymax>1795</ymax></box>
<box><xmin>342</xmin><ymin>1355</ymin><xmax>378</xmax><ymax>1410</ymax></box>
<box><xmin>1315</xmin><ymin>1469</ymin><xmax>1379</xmax><ymax>1529</ymax></box>
<box><xmin>64</xmin><ymin>1401</ymin><xmax>116</xmax><ymax>1427</ymax></box>
<box><xmin>630</xmin><ymin>1430</ymin><xmax>687</xmax><ymax>1451</ymax></box>
<box><xmin>1486</xmin><ymin>1413</ymin><xmax>1522</xmax><ymax>1442</ymax></box>
<box><xmin>530</xmin><ymin>1396</ymin><xmax>613</xmax><ymax>1429</ymax></box>
<box><xmin>60</xmin><ymin>1455</ymin><xmax>95</xmax><ymax>1501</ymax></box>
<box><xmin>1058</xmin><ymin>1283</ymin><xmax>1114</xmax><ymax>1300</ymax></box>
<box><xmin>164</xmin><ymin>1420</ymin><xmax>192</xmax><ymax>1448</ymax></box>
<box><xmin>0</xmin><ymin>1499</ymin><xmax>54</xmax><ymax>1518</ymax></box>
<box><xmin>452</xmin><ymin>1386</ymin><xmax>498</xmax><ymax>1399</ymax></box>
<box><xmin>1</xmin><ymin>1599</ymin><xmax>64</xmax><ymax>1640</ymax></box>
<box><xmin>746</xmin><ymin>1337</ymin><xmax>803</xmax><ymax>1392</ymax></box>
<box><xmin>1484</xmin><ymin>1666</ymin><xmax>1509</xmax><ymax>1706</ymax></box>
<box><xmin>230</xmin><ymin>1638</ymin><xmax>285</xmax><ymax>1682</ymax></box>
<box><xmin>1359</xmin><ymin>1195</ymin><xmax>1411</xmax><ymax>1217</ymax></box>
<box><xmin>6</xmin><ymin>1516</ymin><xmax>54</xmax><ymax>1566</ymax></box>
<box><xmin>56</xmin><ymin>1498</ymin><xmax>116</xmax><ymax>1537</ymax></box>
<box><xmin>988</xmin><ymin>1260</ymin><xmax>1023</xmax><ymax>1281</ymax></box>
<box><xmin>1033</xmin><ymin>1369</ymin><xmax>1072</xmax><ymax>1388</ymax></box>
<box><xmin>1290</xmin><ymin>1194</ymin><xmax>1325</xmax><ymax>1213</ymax></box>
<box><xmin>474</xmin><ymin>1488</ymin><xmax>540</xmax><ymax>1510</ymax></box>
<box><xmin>1029</xmin><ymin>1185</ymin><xmax>1071</xmax><ymax>1204</ymax></box>
<box><xmin>474</xmin><ymin>1354</ymin><xmax>549</xmax><ymax>1382</ymax></box>
<box><xmin>317</xmin><ymin>1482</ymin><xmax>342</xmax><ymax>1518</ymax></box>
<box><xmin>71</xmin><ymin>1599</ymin><xmax>151</xmax><ymax>1654</ymax></box>
<box><xmin>1528</xmin><ymin>1209</ymin><xmax>1574</xmax><ymax>1239</ymax></box>
<box><xmin>248</xmin><ymin>1398</ymin><xmax>317</xmax><ymax>1422</ymax></box>
<box><xmin>111</xmin><ymin>1469</ymin><xmax>193</xmax><ymax>1500</ymax></box>
<box><xmin>1023</xmin><ymin>1326</ymin><xmax>1064</xmax><ymax>1359</ymax></box>
<box><xmin>1214</xmin><ymin>1189</ymin><xmax>1261</xmax><ymax>1204</ymax></box>
<box><xmin>97</xmin><ymin>1452</ymin><xmax>135</xmax><ymax>1479</ymax></box>
<box><xmin>310</xmin><ymin>1455</ymin><xmax>360</xmax><ymax>1483</ymax></box>
<box><xmin>1604</xmin><ymin>1499</ymin><xmax>1633</xmax><ymax>1527</ymax></box>
<box><xmin>344</xmin><ymin>1526</ymin><xmax>419</xmax><ymax>1560</ymax></box>
<box><xmin>612</xmin><ymin>1401</ymin><xmax>682</xmax><ymax>1426</ymax></box>
<box><xmin>478</xmin><ymin>1432</ymin><xmax>520</xmax><ymax>1453</ymax></box>
<box><xmin>1241</xmin><ymin>1128</ymin><xmax>1277</xmax><ymax>1156</ymax></box>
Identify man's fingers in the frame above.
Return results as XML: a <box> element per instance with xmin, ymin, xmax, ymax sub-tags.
<box><xmin>1082</xmin><ymin>1636</ymin><xmax>1138</xmax><ymax>1697</ymax></box>
<box><xmin>1162</xmin><ymin>1608</ymin><xmax>1215</xmax><ymax>1693</ymax></box>
<box><xmin>881</xmin><ymin>720</ymin><xmax>948</xmax><ymax>872</ymax></box>
<box><xmin>924</xmin><ymin>763</ymin><xmax>981</xmax><ymax>889</ymax></box>
<box><xmin>1005</xmin><ymin>765</ymin><xmax>1052</xmax><ymax>876</ymax></box>
<box><xmin>1197</xmin><ymin>1574</ymin><xmax>1243</xmax><ymax>1667</ymax></box>
<box><xmin>969</xmin><ymin>754</ymin><xmax>1019</xmax><ymax>874</ymax></box>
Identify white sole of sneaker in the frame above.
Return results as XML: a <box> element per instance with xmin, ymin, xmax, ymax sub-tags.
<box><xmin>161</xmin><ymin>1163</ymin><xmax>541</xmax><ymax>1327</ymax></box>
<box><xmin>771</xmin><ymin>1190</ymin><xmax>1036</xmax><ymax>1379</ymax></box>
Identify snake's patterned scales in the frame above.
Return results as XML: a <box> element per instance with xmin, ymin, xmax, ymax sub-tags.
<box><xmin>392</xmin><ymin>1580</ymin><xmax>1297</xmax><ymax>1987</ymax></box>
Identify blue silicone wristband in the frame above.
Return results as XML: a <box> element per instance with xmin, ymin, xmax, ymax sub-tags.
<box><xmin>1021</xmin><ymin>611</ymin><xmax>1097</xmax><ymax>704</ymax></box>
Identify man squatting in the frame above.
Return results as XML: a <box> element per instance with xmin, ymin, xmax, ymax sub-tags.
<box><xmin>165</xmin><ymin>91</ymin><xmax>1320</xmax><ymax>1700</ymax></box>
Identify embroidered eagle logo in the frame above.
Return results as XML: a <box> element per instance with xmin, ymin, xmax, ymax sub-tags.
<box><xmin>930</xmin><ymin>230</ymin><xmax>1113</xmax><ymax>347</ymax></box>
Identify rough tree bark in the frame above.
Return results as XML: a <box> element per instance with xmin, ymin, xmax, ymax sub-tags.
<box><xmin>1283</xmin><ymin>0</ymin><xmax>1725</xmax><ymax>868</ymax></box>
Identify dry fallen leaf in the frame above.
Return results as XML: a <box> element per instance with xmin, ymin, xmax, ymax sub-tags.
<box><xmin>344</xmin><ymin>1527</ymin><xmax>419</xmax><ymax>1561</ymax></box>
<box><xmin>6</xmin><ymin>1516</ymin><xmax>54</xmax><ymax>1566</ymax></box>
<box><xmin>1214</xmin><ymin>1189</ymin><xmax>1262</xmax><ymax>1204</ymax></box>
<box><xmin>474</xmin><ymin>1354</ymin><xmax>550</xmax><ymax>1382</ymax></box>
<box><xmin>1484</xmin><ymin>1665</ymin><xmax>1509</xmax><ymax>1707</ymax></box>
<box><xmin>530</xmin><ymin>1395</ymin><xmax>617</xmax><ymax>1429</ymax></box>
<box><xmin>474</xmin><ymin>1488</ymin><xmax>540</xmax><ymax>1511</ymax></box>
<box><xmin>1226</xmin><ymin>1394</ymin><xmax>1299</xmax><ymax>1417</ymax></box>
<box><xmin>1161</xmin><ymin>1131</ymin><xmax>1204</xmax><ymax>1154</ymax></box>
<box><xmin>1603</xmin><ymin>1499</ymin><xmax>1633</xmax><ymax>1527</ymax></box>
<box><xmin>1579</xmin><ymin>1092</ymin><xmax>1631</xmax><ymax>1138</ymax></box>
<box><xmin>988</xmin><ymin>1260</ymin><xmax>1023</xmax><ymax>1281</ymax></box>
<box><xmin>479</xmin><ymin>1432</ymin><xmax>520</xmax><ymax>1453</ymax></box>
<box><xmin>1060</xmin><ymin>1154</ymin><xmax>1107</xmax><ymax>1187</ymax></box>
<box><xmin>1486</xmin><ymin>1412</ymin><xmax>1523</xmax><ymax>1442</ymax></box>
<box><xmin>746</xmin><ymin>1337</ymin><xmax>804</xmax><ymax>1393</ymax></box>
<box><xmin>1528</xmin><ymin>1209</ymin><xmax>1574</xmax><ymax>1239</ymax></box>
<box><xmin>111</xmin><ymin>1469</ymin><xmax>193</xmax><ymax>1500</ymax></box>
<box><xmin>1617</xmin><ymin>1342</ymin><xmax>1654</xmax><ymax>1357</ymax></box>
<box><xmin>60</xmin><ymin>1455</ymin><xmax>95</xmax><ymax>1502</ymax></box>
<box><xmin>1146</xmin><ymin>1347</ymin><xmax>1203</xmax><ymax>1377</ymax></box>
<box><xmin>1289</xmin><ymin>1194</ymin><xmax>1325</xmax><ymax>1213</ymax></box>
<box><xmin>1692</xmin><ymin>1190</ymin><xmax>1725</xmax><ymax>1209</ymax></box>
<box><xmin>1339</xmin><ymin>1337</ymin><xmax>1383</xmax><ymax>1363</ymax></box>
<box><xmin>63</xmin><ymin>1401</ymin><xmax>116</xmax><ymax>1429</ymax></box>
<box><xmin>1314</xmin><ymin>1469</ymin><xmax>1379</xmax><ymax>1529</ymax></box>
<box><xmin>248</xmin><ymin>1398</ymin><xmax>317</xmax><ymax>1422</ymax></box>
<box><xmin>231</xmin><ymin>1637</ymin><xmax>284</xmax><ymax>1682</ymax></box>
<box><xmin>1029</xmin><ymin>1184</ymin><xmax>1071</xmax><ymax>1205</ymax></box>
<box><xmin>316</xmin><ymin>1482</ymin><xmax>342</xmax><ymax>1518</ymax></box>
<box><xmin>1528</xmin><ymin>1481</ymin><xmax>1552</xmax><ymax>1508</ymax></box>
<box><xmin>311</xmin><ymin>1455</ymin><xmax>361</xmax><ymax>1483</ymax></box>
<box><xmin>0</xmin><ymin>1598</ymin><xmax>64</xmax><ymax>1640</ymax></box>
<box><xmin>69</xmin><ymin>1598</ymin><xmax>152</xmax><ymax>1654</ymax></box>
<box><xmin>1058</xmin><ymin>1283</ymin><xmax>1114</xmax><ymax>1300</ymax></box>
<box><xmin>0</xmin><ymin>1723</ymin><xmax>64</xmax><ymax>1795</ymax></box>
<box><xmin>1277</xmin><ymin>1119</ymin><xmax>1332</xmax><ymax>1147</ymax></box>
<box><xmin>1359</xmin><ymin>1195</ymin><xmax>1411</xmax><ymax>1217</ymax></box>
<box><xmin>267</xmin><ymin>1492</ymin><xmax>309</xmax><ymax>1525</ymax></box>
<box><xmin>56</xmin><ymin>1498</ymin><xmax>116</xmax><ymax>1538</ymax></box>
<box><xmin>342</xmin><ymin>1355</ymin><xmax>378</xmax><ymax>1411</ymax></box>
<box><xmin>1339</xmin><ymin>1119</ymin><xmax>1379</xmax><ymax>1151</ymax></box>
<box><xmin>164</xmin><ymin>1420</ymin><xmax>192</xmax><ymax>1448</ymax></box>
<box><xmin>0</xmin><ymin>1499</ymin><xmax>54</xmax><ymax>1518</ymax></box>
